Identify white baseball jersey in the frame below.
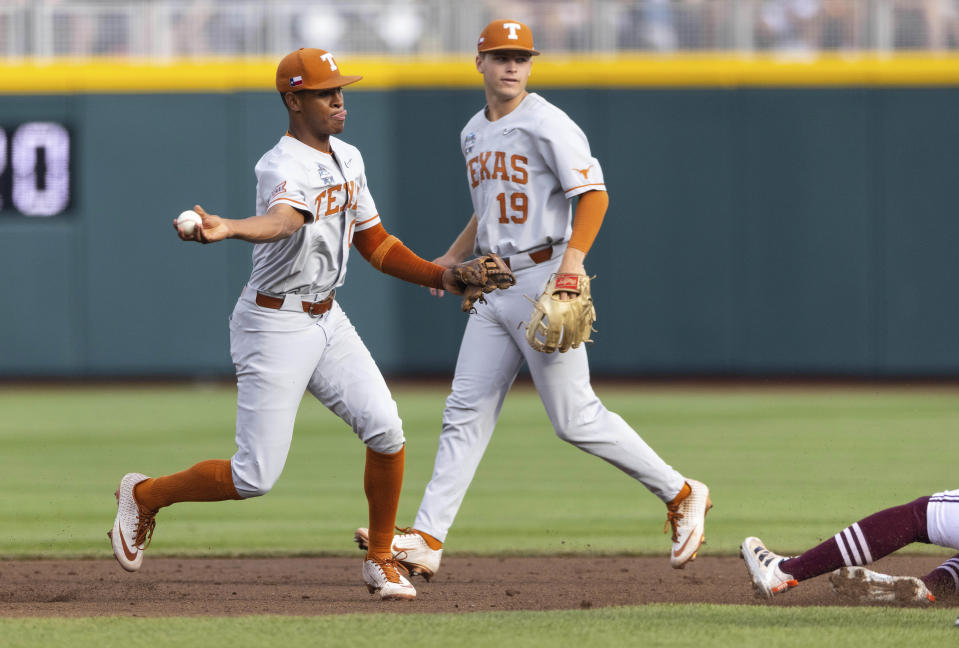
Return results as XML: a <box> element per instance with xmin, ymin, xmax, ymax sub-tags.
<box><xmin>460</xmin><ymin>93</ymin><xmax>605</xmax><ymax>257</ymax></box>
<box><xmin>411</xmin><ymin>92</ymin><xmax>686</xmax><ymax>543</ymax></box>
<box><xmin>228</xmin><ymin>132</ymin><xmax>404</xmax><ymax>498</ymax></box>
<box><xmin>249</xmin><ymin>134</ymin><xmax>380</xmax><ymax>296</ymax></box>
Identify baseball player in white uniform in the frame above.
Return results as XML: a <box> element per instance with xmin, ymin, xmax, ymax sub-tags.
<box><xmin>108</xmin><ymin>48</ymin><xmax>503</xmax><ymax>601</ymax></box>
<box><xmin>355</xmin><ymin>20</ymin><xmax>711</xmax><ymax>579</ymax></box>
<box><xmin>743</xmin><ymin>490</ymin><xmax>959</xmax><ymax>604</ymax></box>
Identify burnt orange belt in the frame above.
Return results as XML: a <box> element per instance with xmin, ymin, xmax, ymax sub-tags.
<box><xmin>255</xmin><ymin>290</ymin><xmax>335</xmax><ymax>317</ymax></box>
<box><xmin>502</xmin><ymin>246</ymin><xmax>553</xmax><ymax>270</ymax></box>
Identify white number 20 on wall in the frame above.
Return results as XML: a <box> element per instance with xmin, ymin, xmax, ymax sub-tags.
<box><xmin>0</xmin><ymin>122</ymin><xmax>71</xmax><ymax>217</ymax></box>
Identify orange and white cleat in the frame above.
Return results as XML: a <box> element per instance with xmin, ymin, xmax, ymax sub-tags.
<box><xmin>354</xmin><ymin>526</ymin><xmax>443</xmax><ymax>581</ymax></box>
<box><xmin>362</xmin><ymin>555</ymin><xmax>416</xmax><ymax>600</ymax></box>
<box><xmin>740</xmin><ymin>536</ymin><xmax>800</xmax><ymax>598</ymax></box>
<box><xmin>108</xmin><ymin>472</ymin><xmax>155</xmax><ymax>572</ymax></box>
<box><xmin>666</xmin><ymin>479</ymin><xmax>712</xmax><ymax>568</ymax></box>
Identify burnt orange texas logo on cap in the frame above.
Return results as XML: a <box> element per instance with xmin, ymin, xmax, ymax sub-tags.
<box><xmin>477</xmin><ymin>19</ymin><xmax>540</xmax><ymax>55</ymax></box>
<box><xmin>275</xmin><ymin>48</ymin><xmax>363</xmax><ymax>93</ymax></box>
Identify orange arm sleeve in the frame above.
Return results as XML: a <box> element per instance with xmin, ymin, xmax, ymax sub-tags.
<box><xmin>567</xmin><ymin>190</ymin><xmax>608</xmax><ymax>255</ymax></box>
<box><xmin>353</xmin><ymin>223</ymin><xmax>446</xmax><ymax>289</ymax></box>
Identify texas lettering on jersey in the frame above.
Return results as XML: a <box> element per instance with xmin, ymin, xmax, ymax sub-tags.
<box><xmin>467</xmin><ymin>151</ymin><xmax>529</xmax><ymax>188</ymax></box>
<box><xmin>460</xmin><ymin>93</ymin><xmax>606</xmax><ymax>255</ymax></box>
<box><xmin>271</xmin><ymin>179</ymin><xmax>358</xmax><ymax>219</ymax></box>
<box><xmin>313</xmin><ymin>180</ymin><xmax>358</xmax><ymax>218</ymax></box>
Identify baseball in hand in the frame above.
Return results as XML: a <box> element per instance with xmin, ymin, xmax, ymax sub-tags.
<box><xmin>177</xmin><ymin>209</ymin><xmax>202</xmax><ymax>236</ymax></box>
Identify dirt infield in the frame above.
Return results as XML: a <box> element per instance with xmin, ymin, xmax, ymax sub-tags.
<box><xmin>0</xmin><ymin>555</ymin><xmax>946</xmax><ymax>617</ymax></box>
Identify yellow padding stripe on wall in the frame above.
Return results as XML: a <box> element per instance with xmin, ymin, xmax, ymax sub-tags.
<box><xmin>3</xmin><ymin>53</ymin><xmax>959</xmax><ymax>93</ymax></box>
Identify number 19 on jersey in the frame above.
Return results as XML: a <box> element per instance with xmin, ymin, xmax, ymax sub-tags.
<box><xmin>496</xmin><ymin>191</ymin><xmax>528</xmax><ymax>224</ymax></box>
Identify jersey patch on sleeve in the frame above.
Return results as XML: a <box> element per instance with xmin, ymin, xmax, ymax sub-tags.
<box><xmin>269</xmin><ymin>181</ymin><xmax>287</xmax><ymax>201</ymax></box>
<box><xmin>574</xmin><ymin>165</ymin><xmax>593</xmax><ymax>180</ymax></box>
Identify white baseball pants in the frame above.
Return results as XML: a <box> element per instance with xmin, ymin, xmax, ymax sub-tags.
<box><xmin>928</xmin><ymin>489</ymin><xmax>959</xmax><ymax>550</ymax></box>
<box><xmin>413</xmin><ymin>258</ymin><xmax>686</xmax><ymax>541</ymax></box>
<box><xmin>228</xmin><ymin>286</ymin><xmax>405</xmax><ymax>498</ymax></box>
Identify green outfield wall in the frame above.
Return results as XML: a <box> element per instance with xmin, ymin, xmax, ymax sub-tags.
<box><xmin>1</xmin><ymin>72</ymin><xmax>957</xmax><ymax>377</ymax></box>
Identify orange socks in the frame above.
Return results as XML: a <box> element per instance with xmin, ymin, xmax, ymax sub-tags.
<box><xmin>667</xmin><ymin>482</ymin><xmax>692</xmax><ymax>510</ymax></box>
<box><xmin>133</xmin><ymin>459</ymin><xmax>241</xmax><ymax>513</ymax></box>
<box><xmin>364</xmin><ymin>445</ymin><xmax>405</xmax><ymax>559</ymax></box>
<box><xmin>133</xmin><ymin>450</ymin><xmax>406</xmax><ymax>560</ymax></box>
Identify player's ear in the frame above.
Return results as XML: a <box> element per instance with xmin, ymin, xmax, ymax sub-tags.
<box><xmin>475</xmin><ymin>54</ymin><xmax>483</xmax><ymax>73</ymax></box>
<box><xmin>282</xmin><ymin>91</ymin><xmax>300</xmax><ymax>112</ymax></box>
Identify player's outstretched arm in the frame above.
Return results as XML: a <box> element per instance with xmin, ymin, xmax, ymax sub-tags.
<box><xmin>173</xmin><ymin>204</ymin><xmax>306</xmax><ymax>244</ymax></box>
<box><xmin>354</xmin><ymin>221</ymin><xmax>515</xmax><ymax>310</ymax></box>
<box><xmin>353</xmin><ymin>222</ymin><xmax>463</xmax><ymax>294</ymax></box>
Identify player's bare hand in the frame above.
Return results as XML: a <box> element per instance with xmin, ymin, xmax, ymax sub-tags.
<box><xmin>173</xmin><ymin>217</ymin><xmax>194</xmax><ymax>240</ymax></box>
<box><xmin>431</xmin><ymin>254</ymin><xmax>463</xmax><ymax>297</ymax></box>
<box><xmin>187</xmin><ymin>204</ymin><xmax>231</xmax><ymax>244</ymax></box>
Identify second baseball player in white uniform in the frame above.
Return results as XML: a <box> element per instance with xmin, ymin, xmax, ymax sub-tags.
<box><xmin>108</xmin><ymin>48</ymin><xmax>503</xmax><ymax>601</ymax></box>
<box><xmin>356</xmin><ymin>20</ymin><xmax>711</xmax><ymax>579</ymax></box>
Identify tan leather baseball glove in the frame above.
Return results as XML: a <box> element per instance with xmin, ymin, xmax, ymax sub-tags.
<box><xmin>451</xmin><ymin>253</ymin><xmax>516</xmax><ymax>312</ymax></box>
<box><xmin>525</xmin><ymin>273</ymin><xmax>596</xmax><ymax>353</ymax></box>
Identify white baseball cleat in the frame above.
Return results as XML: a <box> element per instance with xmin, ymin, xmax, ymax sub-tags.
<box><xmin>740</xmin><ymin>536</ymin><xmax>799</xmax><ymax>598</ymax></box>
<box><xmin>362</xmin><ymin>556</ymin><xmax>417</xmax><ymax>600</ymax></box>
<box><xmin>666</xmin><ymin>479</ymin><xmax>712</xmax><ymax>568</ymax></box>
<box><xmin>108</xmin><ymin>472</ymin><xmax>155</xmax><ymax>572</ymax></box>
<box><xmin>829</xmin><ymin>566</ymin><xmax>935</xmax><ymax>604</ymax></box>
<box><xmin>354</xmin><ymin>527</ymin><xmax>443</xmax><ymax>581</ymax></box>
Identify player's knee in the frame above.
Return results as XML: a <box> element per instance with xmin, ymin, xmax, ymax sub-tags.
<box><xmin>238</xmin><ymin>483</ymin><xmax>272</xmax><ymax>498</ymax></box>
<box><xmin>233</xmin><ymin>480</ymin><xmax>275</xmax><ymax>498</ymax></box>
<box><xmin>231</xmin><ymin>463</ymin><xmax>281</xmax><ymax>499</ymax></box>
<box><xmin>357</xmin><ymin>410</ymin><xmax>405</xmax><ymax>454</ymax></box>
<box><xmin>444</xmin><ymin>390</ymin><xmax>495</xmax><ymax>424</ymax></box>
<box><xmin>552</xmin><ymin>417</ymin><xmax>594</xmax><ymax>444</ymax></box>
<box><xmin>447</xmin><ymin>370</ymin><xmax>509</xmax><ymax>409</ymax></box>
<box><xmin>552</xmin><ymin>400</ymin><xmax>605</xmax><ymax>444</ymax></box>
<box><xmin>553</xmin><ymin>422</ymin><xmax>577</xmax><ymax>444</ymax></box>
<box><xmin>364</xmin><ymin>428</ymin><xmax>405</xmax><ymax>454</ymax></box>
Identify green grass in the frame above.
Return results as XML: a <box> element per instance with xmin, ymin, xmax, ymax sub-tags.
<box><xmin>3</xmin><ymin>384</ymin><xmax>959</xmax><ymax>645</ymax></box>
<box><xmin>1</xmin><ymin>384</ymin><xmax>957</xmax><ymax>558</ymax></box>
<box><xmin>2</xmin><ymin>605</ymin><xmax>959</xmax><ymax>647</ymax></box>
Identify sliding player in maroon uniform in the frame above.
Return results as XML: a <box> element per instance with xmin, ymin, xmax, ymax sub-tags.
<box><xmin>742</xmin><ymin>490</ymin><xmax>959</xmax><ymax>603</ymax></box>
